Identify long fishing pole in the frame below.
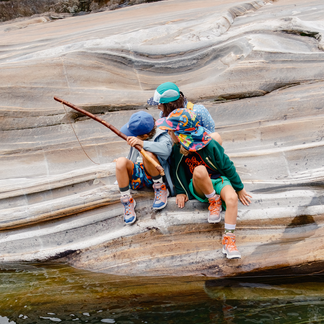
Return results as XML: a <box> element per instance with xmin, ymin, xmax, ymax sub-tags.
<box><xmin>54</xmin><ymin>96</ymin><xmax>165</xmax><ymax>176</ymax></box>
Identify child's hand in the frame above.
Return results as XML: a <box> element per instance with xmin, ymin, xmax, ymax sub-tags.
<box><xmin>127</xmin><ymin>136</ymin><xmax>144</xmax><ymax>148</ymax></box>
<box><xmin>237</xmin><ymin>189</ymin><xmax>252</xmax><ymax>206</ymax></box>
<box><xmin>176</xmin><ymin>194</ymin><xmax>188</xmax><ymax>208</ymax></box>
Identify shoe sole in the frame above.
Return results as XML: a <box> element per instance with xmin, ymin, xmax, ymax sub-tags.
<box><xmin>208</xmin><ymin>217</ymin><xmax>221</xmax><ymax>224</ymax></box>
<box><xmin>153</xmin><ymin>200</ymin><xmax>167</xmax><ymax>210</ymax></box>
<box><xmin>124</xmin><ymin>200</ymin><xmax>137</xmax><ymax>225</ymax></box>
<box><xmin>125</xmin><ymin>216</ymin><xmax>137</xmax><ymax>225</ymax></box>
<box><xmin>222</xmin><ymin>247</ymin><xmax>241</xmax><ymax>259</ymax></box>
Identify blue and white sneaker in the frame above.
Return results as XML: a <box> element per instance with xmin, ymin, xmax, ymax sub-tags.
<box><xmin>152</xmin><ymin>182</ymin><xmax>168</xmax><ymax>210</ymax></box>
<box><xmin>121</xmin><ymin>196</ymin><xmax>137</xmax><ymax>225</ymax></box>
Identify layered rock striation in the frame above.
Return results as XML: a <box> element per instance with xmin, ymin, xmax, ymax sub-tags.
<box><xmin>0</xmin><ymin>0</ymin><xmax>324</xmax><ymax>276</ymax></box>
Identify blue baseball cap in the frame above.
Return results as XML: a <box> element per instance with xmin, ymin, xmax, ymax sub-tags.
<box><xmin>147</xmin><ymin>82</ymin><xmax>180</xmax><ymax>105</ymax></box>
<box><xmin>120</xmin><ymin>111</ymin><xmax>155</xmax><ymax>137</ymax></box>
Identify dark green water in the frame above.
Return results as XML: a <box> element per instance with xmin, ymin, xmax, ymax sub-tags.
<box><xmin>1</xmin><ymin>263</ymin><xmax>324</xmax><ymax>324</ymax></box>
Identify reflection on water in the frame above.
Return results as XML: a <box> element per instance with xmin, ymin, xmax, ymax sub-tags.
<box><xmin>1</xmin><ymin>263</ymin><xmax>324</xmax><ymax>323</ymax></box>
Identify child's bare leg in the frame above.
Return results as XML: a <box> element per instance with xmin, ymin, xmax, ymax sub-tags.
<box><xmin>142</xmin><ymin>151</ymin><xmax>160</xmax><ymax>177</ymax></box>
<box><xmin>115</xmin><ymin>157</ymin><xmax>136</xmax><ymax>225</ymax></box>
<box><xmin>210</xmin><ymin>132</ymin><xmax>223</xmax><ymax>146</ymax></box>
<box><xmin>220</xmin><ymin>185</ymin><xmax>241</xmax><ymax>259</ymax></box>
<box><xmin>115</xmin><ymin>157</ymin><xmax>134</xmax><ymax>188</ymax></box>
<box><xmin>142</xmin><ymin>151</ymin><xmax>168</xmax><ymax>210</ymax></box>
<box><xmin>192</xmin><ymin>166</ymin><xmax>222</xmax><ymax>223</ymax></box>
<box><xmin>192</xmin><ymin>165</ymin><xmax>214</xmax><ymax>196</ymax></box>
<box><xmin>220</xmin><ymin>185</ymin><xmax>238</xmax><ymax>225</ymax></box>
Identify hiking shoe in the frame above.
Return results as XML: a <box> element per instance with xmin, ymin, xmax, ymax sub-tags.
<box><xmin>152</xmin><ymin>182</ymin><xmax>168</xmax><ymax>210</ymax></box>
<box><xmin>208</xmin><ymin>195</ymin><xmax>222</xmax><ymax>223</ymax></box>
<box><xmin>121</xmin><ymin>195</ymin><xmax>136</xmax><ymax>225</ymax></box>
<box><xmin>222</xmin><ymin>233</ymin><xmax>241</xmax><ymax>259</ymax></box>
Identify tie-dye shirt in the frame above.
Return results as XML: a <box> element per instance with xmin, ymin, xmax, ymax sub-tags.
<box><xmin>159</xmin><ymin>100</ymin><xmax>215</xmax><ymax>133</ymax></box>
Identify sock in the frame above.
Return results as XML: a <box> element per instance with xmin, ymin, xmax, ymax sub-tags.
<box><xmin>152</xmin><ymin>175</ymin><xmax>163</xmax><ymax>184</ymax></box>
<box><xmin>225</xmin><ymin>223</ymin><xmax>236</xmax><ymax>234</ymax></box>
<box><xmin>119</xmin><ymin>186</ymin><xmax>131</xmax><ymax>197</ymax></box>
<box><xmin>205</xmin><ymin>190</ymin><xmax>216</xmax><ymax>199</ymax></box>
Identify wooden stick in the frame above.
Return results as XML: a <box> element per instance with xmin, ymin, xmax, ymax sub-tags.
<box><xmin>54</xmin><ymin>96</ymin><xmax>165</xmax><ymax>176</ymax></box>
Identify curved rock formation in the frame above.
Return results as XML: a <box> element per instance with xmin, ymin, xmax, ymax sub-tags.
<box><xmin>0</xmin><ymin>0</ymin><xmax>324</xmax><ymax>276</ymax></box>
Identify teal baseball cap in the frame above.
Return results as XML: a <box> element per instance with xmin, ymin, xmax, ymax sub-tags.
<box><xmin>147</xmin><ymin>82</ymin><xmax>180</xmax><ymax>105</ymax></box>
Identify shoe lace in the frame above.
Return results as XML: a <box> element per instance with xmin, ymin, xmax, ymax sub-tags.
<box><xmin>125</xmin><ymin>204</ymin><xmax>131</xmax><ymax>215</ymax></box>
<box><xmin>223</xmin><ymin>236</ymin><xmax>238</xmax><ymax>252</ymax></box>
<box><xmin>155</xmin><ymin>185</ymin><xmax>166</xmax><ymax>201</ymax></box>
<box><xmin>208</xmin><ymin>198</ymin><xmax>221</xmax><ymax>213</ymax></box>
<box><xmin>123</xmin><ymin>199</ymin><xmax>132</xmax><ymax>216</ymax></box>
<box><xmin>155</xmin><ymin>188</ymin><xmax>162</xmax><ymax>201</ymax></box>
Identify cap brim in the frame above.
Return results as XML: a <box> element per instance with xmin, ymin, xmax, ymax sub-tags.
<box><xmin>120</xmin><ymin>123</ymin><xmax>135</xmax><ymax>137</ymax></box>
<box><xmin>147</xmin><ymin>97</ymin><xmax>159</xmax><ymax>106</ymax></box>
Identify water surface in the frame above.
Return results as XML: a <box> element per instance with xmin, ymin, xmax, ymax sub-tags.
<box><xmin>1</xmin><ymin>263</ymin><xmax>324</xmax><ymax>323</ymax></box>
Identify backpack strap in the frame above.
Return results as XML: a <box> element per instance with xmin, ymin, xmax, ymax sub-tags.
<box><xmin>186</xmin><ymin>101</ymin><xmax>194</xmax><ymax>111</ymax></box>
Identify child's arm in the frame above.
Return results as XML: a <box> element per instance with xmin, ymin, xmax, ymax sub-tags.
<box><xmin>171</xmin><ymin>146</ymin><xmax>189</xmax><ymax>208</ymax></box>
<box><xmin>237</xmin><ymin>188</ymin><xmax>252</xmax><ymax>206</ymax></box>
<box><xmin>143</xmin><ymin>133</ymin><xmax>172</xmax><ymax>161</ymax></box>
<box><xmin>126</xmin><ymin>134</ymin><xmax>172</xmax><ymax>161</ymax></box>
<box><xmin>176</xmin><ymin>194</ymin><xmax>188</xmax><ymax>208</ymax></box>
<box><xmin>211</xmin><ymin>142</ymin><xmax>253</xmax><ymax>204</ymax></box>
<box><xmin>215</xmin><ymin>147</ymin><xmax>244</xmax><ymax>192</ymax></box>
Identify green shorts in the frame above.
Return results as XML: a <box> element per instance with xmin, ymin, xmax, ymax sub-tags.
<box><xmin>188</xmin><ymin>176</ymin><xmax>232</xmax><ymax>210</ymax></box>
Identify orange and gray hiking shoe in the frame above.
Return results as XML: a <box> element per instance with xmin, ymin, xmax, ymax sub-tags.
<box><xmin>208</xmin><ymin>195</ymin><xmax>222</xmax><ymax>223</ymax></box>
<box><xmin>121</xmin><ymin>195</ymin><xmax>137</xmax><ymax>225</ymax></box>
<box><xmin>222</xmin><ymin>233</ymin><xmax>241</xmax><ymax>259</ymax></box>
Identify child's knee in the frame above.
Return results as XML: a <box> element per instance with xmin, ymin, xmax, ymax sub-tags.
<box><xmin>225</xmin><ymin>193</ymin><xmax>238</xmax><ymax>208</ymax></box>
<box><xmin>116</xmin><ymin>157</ymin><xmax>128</xmax><ymax>171</ymax></box>
<box><xmin>143</xmin><ymin>151</ymin><xmax>159</xmax><ymax>165</ymax></box>
<box><xmin>193</xmin><ymin>165</ymin><xmax>208</xmax><ymax>180</ymax></box>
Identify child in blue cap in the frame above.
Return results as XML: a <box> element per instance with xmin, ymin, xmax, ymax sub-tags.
<box><xmin>116</xmin><ymin>111</ymin><xmax>173</xmax><ymax>225</ymax></box>
<box><xmin>156</xmin><ymin>108</ymin><xmax>252</xmax><ymax>259</ymax></box>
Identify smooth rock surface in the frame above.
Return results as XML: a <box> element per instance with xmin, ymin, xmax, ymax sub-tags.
<box><xmin>0</xmin><ymin>0</ymin><xmax>324</xmax><ymax>277</ymax></box>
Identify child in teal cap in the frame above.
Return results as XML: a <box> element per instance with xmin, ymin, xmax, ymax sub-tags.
<box><xmin>148</xmin><ymin>82</ymin><xmax>223</xmax><ymax>145</ymax></box>
<box><xmin>156</xmin><ymin>108</ymin><xmax>252</xmax><ymax>259</ymax></box>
